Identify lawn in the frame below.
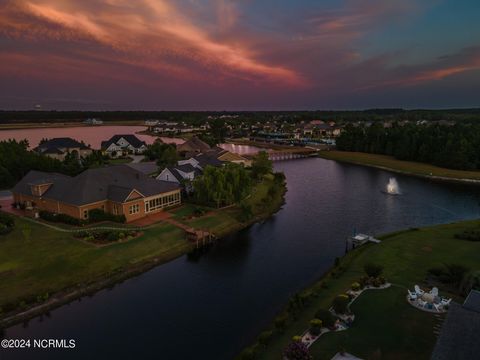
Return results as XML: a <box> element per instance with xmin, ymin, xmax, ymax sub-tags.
<box><xmin>252</xmin><ymin>220</ymin><xmax>480</xmax><ymax>360</ymax></box>
<box><xmin>175</xmin><ymin>174</ymin><xmax>285</xmax><ymax>238</ymax></box>
<box><xmin>0</xmin><ymin>217</ymin><xmax>190</xmax><ymax>313</ymax></box>
<box><xmin>318</xmin><ymin>151</ymin><xmax>480</xmax><ymax>181</ymax></box>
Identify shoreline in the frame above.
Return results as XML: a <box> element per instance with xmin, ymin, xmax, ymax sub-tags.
<box><xmin>0</xmin><ymin>121</ymin><xmax>145</xmax><ymax>131</ymax></box>
<box><xmin>239</xmin><ymin>219</ymin><xmax>480</xmax><ymax>359</ymax></box>
<box><xmin>318</xmin><ymin>151</ymin><xmax>480</xmax><ymax>185</ymax></box>
<box><xmin>0</xmin><ymin>181</ymin><xmax>287</xmax><ymax>329</ymax></box>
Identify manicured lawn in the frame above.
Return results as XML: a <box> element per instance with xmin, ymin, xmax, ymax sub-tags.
<box><xmin>311</xmin><ymin>286</ymin><xmax>440</xmax><ymax>359</ymax></box>
<box><xmin>254</xmin><ymin>220</ymin><xmax>480</xmax><ymax>360</ymax></box>
<box><xmin>0</xmin><ymin>216</ymin><xmax>190</xmax><ymax>311</ymax></box>
<box><xmin>318</xmin><ymin>151</ymin><xmax>480</xmax><ymax>180</ymax></box>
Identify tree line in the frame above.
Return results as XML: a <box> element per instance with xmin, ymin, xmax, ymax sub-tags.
<box><xmin>336</xmin><ymin>123</ymin><xmax>480</xmax><ymax>170</ymax></box>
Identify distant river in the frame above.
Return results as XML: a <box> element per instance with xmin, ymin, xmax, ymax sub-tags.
<box><xmin>3</xmin><ymin>157</ymin><xmax>480</xmax><ymax>360</ymax></box>
<box><xmin>0</xmin><ymin>126</ymin><xmax>184</xmax><ymax>148</ymax></box>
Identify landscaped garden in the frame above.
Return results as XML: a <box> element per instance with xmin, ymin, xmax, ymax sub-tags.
<box><xmin>238</xmin><ymin>220</ymin><xmax>480</xmax><ymax>360</ymax></box>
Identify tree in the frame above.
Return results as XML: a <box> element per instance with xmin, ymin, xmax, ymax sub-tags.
<box><xmin>364</xmin><ymin>263</ymin><xmax>384</xmax><ymax>278</ymax></box>
<box><xmin>332</xmin><ymin>294</ymin><xmax>349</xmax><ymax>314</ymax></box>
<box><xmin>144</xmin><ymin>141</ymin><xmax>178</xmax><ymax>168</ymax></box>
<box><xmin>251</xmin><ymin>151</ymin><xmax>272</xmax><ymax>180</ymax></box>
<box><xmin>193</xmin><ymin>164</ymin><xmax>251</xmax><ymax>207</ymax></box>
<box><xmin>209</xmin><ymin>118</ymin><xmax>227</xmax><ymax>144</ymax></box>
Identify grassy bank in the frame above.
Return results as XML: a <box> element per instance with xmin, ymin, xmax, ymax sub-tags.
<box><xmin>241</xmin><ymin>219</ymin><xmax>480</xmax><ymax>360</ymax></box>
<box><xmin>172</xmin><ymin>173</ymin><xmax>286</xmax><ymax>238</ymax></box>
<box><xmin>318</xmin><ymin>151</ymin><xmax>480</xmax><ymax>182</ymax></box>
<box><xmin>0</xmin><ymin>219</ymin><xmax>190</xmax><ymax>321</ymax></box>
<box><xmin>0</xmin><ymin>174</ymin><xmax>286</xmax><ymax>326</ymax></box>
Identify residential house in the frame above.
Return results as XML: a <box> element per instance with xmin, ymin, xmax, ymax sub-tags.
<box><xmin>101</xmin><ymin>135</ymin><xmax>147</xmax><ymax>157</ymax></box>
<box><xmin>84</xmin><ymin>118</ymin><xmax>103</xmax><ymax>125</ymax></box>
<box><xmin>126</xmin><ymin>162</ymin><xmax>159</xmax><ymax>176</ymax></box>
<box><xmin>12</xmin><ymin>165</ymin><xmax>181</xmax><ymax>223</ymax></box>
<box><xmin>34</xmin><ymin>137</ymin><xmax>93</xmax><ymax>161</ymax></box>
<box><xmin>176</xmin><ymin>136</ymin><xmax>211</xmax><ymax>156</ymax></box>
<box><xmin>431</xmin><ymin>290</ymin><xmax>480</xmax><ymax>360</ymax></box>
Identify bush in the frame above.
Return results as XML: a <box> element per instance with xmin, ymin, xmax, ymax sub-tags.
<box><xmin>257</xmin><ymin>330</ymin><xmax>274</xmax><ymax>346</ymax></box>
<box><xmin>39</xmin><ymin>210</ymin><xmax>83</xmax><ymax>225</ymax></box>
<box><xmin>315</xmin><ymin>309</ymin><xmax>336</xmax><ymax>328</ymax></box>
<box><xmin>274</xmin><ymin>314</ymin><xmax>288</xmax><ymax>332</ymax></box>
<box><xmin>0</xmin><ymin>213</ymin><xmax>15</xmax><ymax>235</ymax></box>
<box><xmin>351</xmin><ymin>282</ymin><xmax>361</xmax><ymax>291</ymax></box>
<box><xmin>282</xmin><ymin>341</ymin><xmax>312</xmax><ymax>360</ymax></box>
<box><xmin>332</xmin><ymin>294</ymin><xmax>350</xmax><ymax>314</ymax></box>
<box><xmin>364</xmin><ymin>263</ymin><xmax>384</xmax><ymax>278</ymax></box>
<box><xmin>292</xmin><ymin>335</ymin><xmax>302</xmax><ymax>342</ymax></box>
<box><xmin>309</xmin><ymin>319</ymin><xmax>323</xmax><ymax>336</ymax></box>
<box><xmin>455</xmin><ymin>229</ymin><xmax>480</xmax><ymax>242</ymax></box>
<box><xmin>88</xmin><ymin>208</ymin><xmax>126</xmax><ymax>224</ymax></box>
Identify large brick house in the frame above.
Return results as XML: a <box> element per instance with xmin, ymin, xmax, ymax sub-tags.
<box><xmin>12</xmin><ymin>165</ymin><xmax>181</xmax><ymax>223</ymax></box>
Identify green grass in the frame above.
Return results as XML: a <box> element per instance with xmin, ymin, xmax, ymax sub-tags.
<box><xmin>177</xmin><ymin>174</ymin><xmax>285</xmax><ymax>237</ymax></box>
<box><xmin>253</xmin><ymin>220</ymin><xmax>480</xmax><ymax>360</ymax></box>
<box><xmin>318</xmin><ymin>151</ymin><xmax>480</xmax><ymax>181</ymax></box>
<box><xmin>0</xmin><ymin>217</ymin><xmax>190</xmax><ymax>311</ymax></box>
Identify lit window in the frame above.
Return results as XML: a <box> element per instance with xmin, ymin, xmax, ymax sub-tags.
<box><xmin>129</xmin><ymin>204</ymin><xmax>139</xmax><ymax>215</ymax></box>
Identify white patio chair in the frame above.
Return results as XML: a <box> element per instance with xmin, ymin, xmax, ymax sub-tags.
<box><xmin>417</xmin><ymin>299</ymin><xmax>427</xmax><ymax>307</ymax></box>
<box><xmin>414</xmin><ymin>285</ymin><xmax>425</xmax><ymax>296</ymax></box>
<box><xmin>433</xmin><ymin>303</ymin><xmax>442</xmax><ymax>312</ymax></box>
<box><xmin>407</xmin><ymin>290</ymin><xmax>417</xmax><ymax>301</ymax></box>
<box><xmin>430</xmin><ymin>287</ymin><xmax>439</xmax><ymax>296</ymax></box>
<box><xmin>441</xmin><ymin>298</ymin><xmax>452</xmax><ymax>306</ymax></box>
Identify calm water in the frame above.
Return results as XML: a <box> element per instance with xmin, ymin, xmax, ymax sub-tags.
<box><xmin>0</xmin><ymin>126</ymin><xmax>184</xmax><ymax>148</ymax></box>
<box><xmin>219</xmin><ymin>143</ymin><xmax>271</xmax><ymax>155</ymax></box>
<box><xmin>2</xmin><ymin>158</ymin><xmax>480</xmax><ymax>360</ymax></box>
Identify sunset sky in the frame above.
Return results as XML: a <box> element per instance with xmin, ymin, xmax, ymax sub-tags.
<box><xmin>0</xmin><ymin>0</ymin><xmax>479</xmax><ymax>110</ymax></box>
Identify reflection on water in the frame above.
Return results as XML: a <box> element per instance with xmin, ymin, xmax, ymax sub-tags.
<box><xmin>3</xmin><ymin>157</ymin><xmax>480</xmax><ymax>360</ymax></box>
<box><xmin>0</xmin><ymin>126</ymin><xmax>184</xmax><ymax>148</ymax></box>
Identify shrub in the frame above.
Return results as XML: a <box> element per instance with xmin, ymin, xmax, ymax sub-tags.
<box><xmin>292</xmin><ymin>335</ymin><xmax>302</xmax><ymax>342</ymax></box>
<box><xmin>274</xmin><ymin>314</ymin><xmax>288</xmax><ymax>332</ymax></box>
<box><xmin>107</xmin><ymin>231</ymin><xmax>120</xmax><ymax>242</ymax></box>
<box><xmin>0</xmin><ymin>212</ymin><xmax>14</xmax><ymax>228</ymax></box>
<box><xmin>257</xmin><ymin>330</ymin><xmax>273</xmax><ymax>346</ymax></box>
<box><xmin>364</xmin><ymin>263</ymin><xmax>384</xmax><ymax>278</ymax></box>
<box><xmin>282</xmin><ymin>341</ymin><xmax>312</xmax><ymax>360</ymax></box>
<box><xmin>309</xmin><ymin>319</ymin><xmax>323</xmax><ymax>336</ymax></box>
<box><xmin>315</xmin><ymin>308</ymin><xmax>336</xmax><ymax>328</ymax></box>
<box><xmin>351</xmin><ymin>282</ymin><xmax>361</xmax><ymax>291</ymax></box>
<box><xmin>88</xmin><ymin>209</ymin><xmax>126</xmax><ymax>224</ymax></box>
<box><xmin>332</xmin><ymin>294</ymin><xmax>350</xmax><ymax>314</ymax></box>
<box><xmin>455</xmin><ymin>229</ymin><xmax>480</xmax><ymax>242</ymax></box>
<box><xmin>39</xmin><ymin>210</ymin><xmax>83</xmax><ymax>225</ymax></box>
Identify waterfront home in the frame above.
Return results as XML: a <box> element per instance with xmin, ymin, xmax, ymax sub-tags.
<box><xmin>12</xmin><ymin>165</ymin><xmax>181</xmax><ymax>223</ymax></box>
<box><xmin>101</xmin><ymin>135</ymin><xmax>147</xmax><ymax>157</ymax></box>
<box><xmin>34</xmin><ymin>137</ymin><xmax>93</xmax><ymax>161</ymax></box>
<box><xmin>431</xmin><ymin>290</ymin><xmax>480</xmax><ymax>359</ymax></box>
<box><xmin>177</xmin><ymin>136</ymin><xmax>211</xmax><ymax>156</ymax></box>
<box><xmin>84</xmin><ymin>118</ymin><xmax>103</xmax><ymax>125</ymax></box>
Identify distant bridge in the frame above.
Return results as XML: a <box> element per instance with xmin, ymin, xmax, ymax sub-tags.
<box><xmin>267</xmin><ymin>148</ymin><xmax>318</xmax><ymax>161</ymax></box>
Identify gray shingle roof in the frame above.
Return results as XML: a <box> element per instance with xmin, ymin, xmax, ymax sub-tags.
<box><xmin>126</xmin><ymin>162</ymin><xmax>159</xmax><ymax>175</ymax></box>
<box><xmin>34</xmin><ymin>137</ymin><xmax>90</xmax><ymax>153</ymax></box>
<box><xmin>431</xmin><ymin>291</ymin><xmax>480</xmax><ymax>360</ymax></box>
<box><xmin>13</xmin><ymin>165</ymin><xmax>179</xmax><ymax>206</ymax></box>
<box><xmin>101</xmin><ymin>135</ymin><xmax>146</xmax><ymax>150</ymax></box>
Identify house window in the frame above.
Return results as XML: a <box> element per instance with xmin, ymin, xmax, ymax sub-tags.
<box><xmin>129</xmin><ymin>204</ymin><xmax>140</xmax><ymax>215</ymax></box>
<box><xmin>83</xmin><ymin>209</ymin><xmax>89</xmax><ymax>219</ymax></box>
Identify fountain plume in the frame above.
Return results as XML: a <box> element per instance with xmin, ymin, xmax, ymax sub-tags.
<box><xmin>386</xmin><ymin>177</ymin><xmax>400</xmax><ymax>195</ymax></box>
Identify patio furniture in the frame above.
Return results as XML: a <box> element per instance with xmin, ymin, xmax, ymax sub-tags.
<box><xmin>418</xmin><ymin>299</ymin><xmax>427</xmax><ymax>307</ymax></box>
<box><xmin>407</xmin><ymin>290</ymin><xmax>417</xmax><ymax>301</ymax></box>
<box><xmin>433</xmin><ymin>303</ymin><xmax>442</xmax><ymax>312</ymax></box>
<box><xmin>415</xmin><ymin>285</ymin><xmax>425</xmax><ymax>296</ymax></box>
<box><xmin>441</xmin><ymin>298</ymin><xmax>452</xmax><ymax>306</ymax></box>
<box><xmin>430</xmin><ymin>287</ymin><xmax>439</xmax><ymax>296</ymax></box>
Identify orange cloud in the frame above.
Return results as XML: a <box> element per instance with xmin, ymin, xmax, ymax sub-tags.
<box><xmin>4</xmin><ymin>0</ymin><xmax>306</xmax><ymax>87</ymax></box>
